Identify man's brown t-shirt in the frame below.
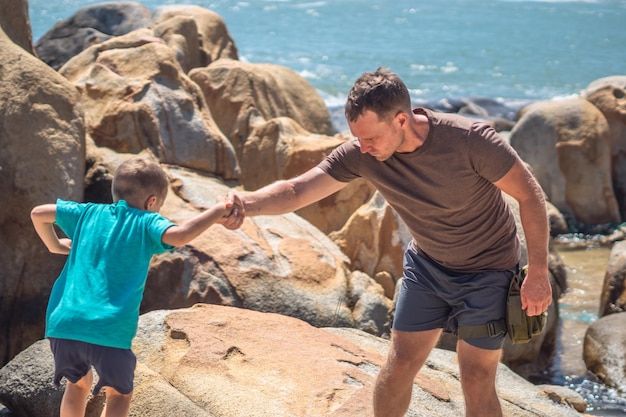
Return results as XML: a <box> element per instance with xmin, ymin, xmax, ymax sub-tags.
<box><xmin>318</xmin><ymin>108</ymin><xmax>520</xmax><ymax>272</ymax></box>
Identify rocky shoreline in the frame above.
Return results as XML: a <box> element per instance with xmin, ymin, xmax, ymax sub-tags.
<box><xmin>1</xmin><ymin>1</ymin><xmax>626</xmax><ymax>416</ymax></box>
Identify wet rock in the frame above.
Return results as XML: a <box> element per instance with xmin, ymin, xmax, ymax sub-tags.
<box><xmin>583</xmin><ymin>311</ymin><xmax>626</xmax><ymax>392</ymax></box>
<box><xmin>34</xmin><ymin>1</ymin><xmax>152</xmax><ymax>70</ymax></box>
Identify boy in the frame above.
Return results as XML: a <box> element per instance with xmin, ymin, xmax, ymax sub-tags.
<box><xmin>31</xmin><ymin>155</ymin><xmax>237</xmax><ymax>417</ymax></box>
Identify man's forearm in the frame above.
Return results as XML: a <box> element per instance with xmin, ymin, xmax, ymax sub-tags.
<box><xmin>241</xmin><ymin>180</ymin><xmax>302</xmax><ymax>216</ymax></box>
<box><xmin>237</xmin><ymin>167</ymin><xmax>347</xmax><ymax>217</ymax></box>
<box><xmin>517</xmin><ymin>188</ymin><xmax>553</xmax><ymax>315</ymax></box>
<box><xmin>518</xmin><ymin>189</ymin><xmax>550</xmax><ymax>270</ymax></box>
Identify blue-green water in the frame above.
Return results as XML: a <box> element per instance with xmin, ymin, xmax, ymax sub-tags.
<box><xmin>29</xmin><ymin>0</ymin><xmax>626</xmax><ymax>109</ymax></box>
<box><xmin>25</xmin><ymin>0</ymin><xmax>626</xmax><ymax>414</ymax></box>
<box><xmin>552</xmin><ymin>244</ymin><xmax>626</xmax><ymax>416</ymax></box>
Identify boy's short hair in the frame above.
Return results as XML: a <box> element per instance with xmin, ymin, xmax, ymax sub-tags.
<box><xmin>111</xmin><ymin>156</ymin><xmax>169</xmax><ymax>204</ymax></box>
<box><xmin>345</xmin><ymin>67</ymin><xmax>412</xmax><ymax>122</ymax></box>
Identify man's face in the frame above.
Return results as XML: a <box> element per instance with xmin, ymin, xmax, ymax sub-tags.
<box><xmin>348</xmin><ymin>110</ymin><xmax>405</xmax><ymax>161</ymax></box>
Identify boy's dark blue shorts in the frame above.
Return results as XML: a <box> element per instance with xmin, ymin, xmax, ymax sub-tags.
<box><xmin>49</xmin><ymin>337</ymin><xmax>136</xmax><ymax>395</ymax></box>
<box><xmin>393</xmin><ymin>246</ymin><xmax>513</xmax><ymax>350</ymax></box>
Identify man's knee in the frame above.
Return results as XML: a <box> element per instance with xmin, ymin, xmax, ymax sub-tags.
<box><xmin>388</xmin><ymin>329</ymin><xmax>441</xmax><ymax>366</ymax></box>
<box><xmin>460</xmin><ymin>364</ymin><xmax>497</xmax><ymax>388</ymax></box>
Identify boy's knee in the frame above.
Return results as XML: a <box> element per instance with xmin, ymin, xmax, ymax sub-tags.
<box><xmin>69</xmin><ymin>369</ymin><xmax>94</xmax><ymax>392</ymax></box>
<box><xmin>104</xmin><ymin>386</ymin><xmax>133</xmax><ymax>398</ymax></box>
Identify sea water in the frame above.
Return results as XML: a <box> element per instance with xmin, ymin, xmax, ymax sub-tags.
<box><xmin>26</xmin><ymin>0</ymin><xmax>626</xmax><ymax>414</ymax></box>
<box><xmin>29</xmin><ymin>0</ymin><xmax>626</xmax><ymax>110</ymax></box>
<box><xmin>552</xmin><ymin>243</ymin><xmax>626</xmax><ymax>416</ymax></box>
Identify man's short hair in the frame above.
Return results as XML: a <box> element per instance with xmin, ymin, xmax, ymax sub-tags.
<box><xmin>345</xmin><ymin>67</ymin><xmax>412</xmax><ymax>122</ymax></box>
<box><xmin>111</xmin><ymin>155</ymin><xmax>169</xmax><ymax>204</ymax></box>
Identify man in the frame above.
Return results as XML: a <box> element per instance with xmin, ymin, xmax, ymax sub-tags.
<box><xmin>224</xmin><ymin>67</ymin><xmax>552</xmax><ymax>417</ymax></box>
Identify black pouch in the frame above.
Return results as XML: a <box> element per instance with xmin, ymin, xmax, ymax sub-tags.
<box><xmin>506</xmin><ymin>265</ymin><xmax>548</xmax><ymax>344</ymax></box>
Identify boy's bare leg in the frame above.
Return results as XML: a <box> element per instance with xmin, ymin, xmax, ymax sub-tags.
<box><xmin>457</xmin><ymin>340</ymin><xmax>503</xmax><ymax>417</ymax></box>
<box><xmin>60</xmin><ymin>368</ymin><xmax>93</xmax><ymax>417</ymax></box>
<box><xmin>373</xmin><ymin>329</ymin><xmax>442</xmax><ymax>417</ymax></box>
<box><xmin>100</xmin><ymin>387</ymin><xmax>132</xmax><ymax>417</ymax></box>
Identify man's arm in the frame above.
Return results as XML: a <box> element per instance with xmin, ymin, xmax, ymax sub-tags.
<box><xmin>494</xmin><ymin>158</ymin><xmax>552</xmax><ymax>316</ymax></box>
<box><xmin>30</xmin><ymin>204</ymin><xmax>72</xmax><ymax>255</ymax></box>
<box><xmin>228</xmin><ymin>167</ymin><xmax>349</xmax><ymax>217</ymax></box>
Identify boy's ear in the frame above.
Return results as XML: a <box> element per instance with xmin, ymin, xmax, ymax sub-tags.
<box><xmin>145</xmin><ymin>195</ymin><xmax>157</xmax><ymax>210</ymax></box>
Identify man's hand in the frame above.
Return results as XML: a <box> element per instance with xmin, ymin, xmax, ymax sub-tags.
<box><xmin>220</xmin><ymin>192</ymin><xmax>245</xmax><ymax>230</ymax></box>
<box><xmin>520</xmin><ymin>267</ymin><xmax>552</xmax><ymax>316</ymax></box>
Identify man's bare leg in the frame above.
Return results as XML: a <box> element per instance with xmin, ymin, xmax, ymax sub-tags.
<box><xmin>373</xmin><ymin>329</ymin><xmax>442</xmax><ymax>417</ymax></box>
<box><xmin>456</xmin><ymin>340</ymin><xmax>503</xmax><ymax>417</ymax></box>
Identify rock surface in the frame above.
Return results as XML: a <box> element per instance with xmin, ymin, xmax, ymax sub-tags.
<box><xmin>146</xmin><ymin>166</ymin><xmax>392</xmax><ymax>337</ymax></box>
<box><xmin>59</xmin><ymin>32</ymin><xmax>240</xmax><ymax>180</ymax></box>
<box><xmin>510</xmin><ymin>98</ymin><xmax>620</xmax><ymax>225</ymax></box>
<box><xmin>582</xmin><ymin>76</ymin><xmax>626</xmax><ymax>222</ymax></box>
<box><xmin>598</xmin><ymin>240</ymin><xmax>626</xmax><ymax>317</ymax></box>
<box><xmin>35</xmin><ymin>2</ymin><xmax>153</xmax><ymax>70</ymax></box>
<box><xmin>0</xmin><ymin>22</ymin><xmax>86</xmax><ymax>366</ymax></box>
<box><xmin>583</xmin><ymin>311</ymin><xmax>626</xmax><ymax>392</ymax></box>
<box><xmin>0</xmin><ymin>305</ymin><xmax>589</xmax><ymax>417</ymax></box>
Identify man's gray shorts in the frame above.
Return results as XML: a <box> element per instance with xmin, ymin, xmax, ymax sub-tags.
<box><xmin>49</xmin><ymin>337</ymin><xmax>136</xmax><ymax>395</ymax></box>
<box><xmin>393</xmin><ymin>246</ymin><xmax>513</xmax><ymax>350</ymax></box>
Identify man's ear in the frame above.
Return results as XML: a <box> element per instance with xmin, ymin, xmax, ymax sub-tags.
<box><xmin>395</xmin><ymin>110</ymin><xmax>408</xmax><ymax>128</ymax></box>
<box><xmin>145</xmin><ymin>195</ymin><xmax>157</xmax><ymax>210</ymax></box>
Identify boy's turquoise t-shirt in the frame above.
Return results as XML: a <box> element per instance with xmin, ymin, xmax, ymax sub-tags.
<box><xmin>46</xmin><ymin>199</ymin><xmax>175</xmax><ymax>349</ymax></box>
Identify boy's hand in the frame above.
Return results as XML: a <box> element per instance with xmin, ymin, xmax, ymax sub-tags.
<box><xmin>220</xmin><ymin>193</ymin><xmax>245</xmax><ymax>230</ymax></box>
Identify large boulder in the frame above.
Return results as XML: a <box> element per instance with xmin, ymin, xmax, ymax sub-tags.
<box><xmin>581</xmin><ymin>76</ymin><xmax>626</xmax><ymax>221</ymax></box>
<box><xmin>190</xmin><ymin>58</ymin><xmax>335</xmax><ymax>155</ymax></box>
<box><xmin>0</xmin><ymin>340</ymin><xmax>65</xmax><ymax>417</ymax></box>
<box><xmin>237</xmin><ymin>117</ymin><xmax>375</xmax><ymax>233</ymax></box>
<box><xmin>152</xmin><ymin>5</ymin><xmax>238</xmax><ymax>72</ymax></box>
<box><xmin>581</xmin><ymin>76</ymin><xmax>626</xmax><ymax>98</ymax></box>
<box><xmin>34</xmin><ymin>1</ymin><xmax>153</xmax><ymax>70</ymax></box>
<box><xmin>329</xmin><ymin>191</ymin><xmax>412</xmax><ymax>296</ymax></box>
<box><xmin>510</xmin><ymin>98</ymin><xmax>620</xmax><ymax>225</ymax></box>
<box><xmin>583</xmin><ymin>311</ymin><xmax>626</xmax><ymax>392</ymax></box>
<box><xmin>180</xmin><ymin>62</ymin><xmax>373</xmax><ymax>233</ymax></box>
<box><xmin>146</xmin><ymin>167</ymin><xmax>391</xmax><ymax>336</ymax></box>
<box><xmin>0</xmin><ymin>0</ymin><xmax>34</xmax><ymax>55</ymax></box>
<box><xmin>0</xmin><ymin>24</ymin><xmax>85</xmax><ymax>367</ymax></box>
<box><xmin>0</xmin><ymin>305</ymin><xmax>587</xmax><ymax>417</ymax></box>
<box><xmin>239</xmin><ymin>116</ymin><xmax>344</xmax><ymax>190</ymax></box>
<box><xmin>59</xmin><ymin>31</ymin><xmax>239</xmax><ymax>180</ymax></box>
<box><xmin>598</xmin><ymin>240</ymin><xmax>626</xmax><ymax>318</ymax></box>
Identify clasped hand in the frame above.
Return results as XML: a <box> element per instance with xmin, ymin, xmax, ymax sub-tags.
<box><xmin>220</xmin><ymin>191</ymin><xmax>245</xmax><ymax>230</ymax></box>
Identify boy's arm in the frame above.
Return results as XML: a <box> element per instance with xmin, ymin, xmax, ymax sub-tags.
<box><xmin>161</xmin><ymin>202</ymin><xmax>232</xmax><ymax>247</ymax></box>
<box><xmin>30</xmin><ymin>204</ymin><xmax>72</xmax><ymax>255</ymax></box>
